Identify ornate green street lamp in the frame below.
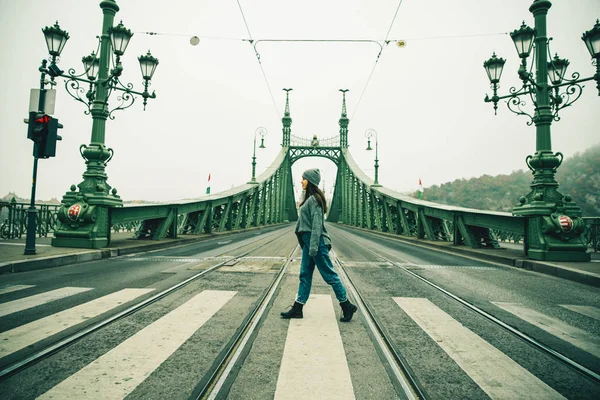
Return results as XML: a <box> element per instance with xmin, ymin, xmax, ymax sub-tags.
<box><xmin>483</xmin><ymin>0</ymin><xmax>599</xmax><ymax>261</ymax></box>
<box><xmin>249</xmin><ymin>127</ymin><xmax>267</xmax><ymax>184</ymax></box>
<box><xmin>582</xmin><ymin>19</ymin><xmax>600</xmax><ymax>93</ymax></box>
<box><xmin>34</xmin><ymin>0</ymin><xmax>159</xmax><ymax>248</ymax></box>
<box><xmin>365</xmin><ymin>129</ymin><xmax>380</xmax><ymax>187</ymax></box>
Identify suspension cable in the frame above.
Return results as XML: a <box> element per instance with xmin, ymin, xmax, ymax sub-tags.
<box><xmin>351</xmin><ymin>0</ymin><xmax>404</xmax><ymax>120</ymax></box>
<box><xmin>237</xmin><ymin>0</ymin><xmax>281</xmax><ymax>117</ymax></box>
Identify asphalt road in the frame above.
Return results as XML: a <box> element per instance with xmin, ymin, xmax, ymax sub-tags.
<box><xmin>0</xmin><ymin>224</ymin><xmax>598</xmax><ymax>399</ymax></box>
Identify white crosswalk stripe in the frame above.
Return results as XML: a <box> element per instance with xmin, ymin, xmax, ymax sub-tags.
<box><xmin>3</xmin><ymin>283</ymin><xmax>596</xmax><ymax>399</ymax></box>
<box><xmin>0</xmin><ymin>288</ymin><xmax>154</xmax><ymax>359</ymax></box>
<box><xmin>559</xmin><ymin>304</ymin><xmax>600</xmax><ymax>321</ymax></box>
<box><xmin>395</xmin><ymin>297</ymin><xmax>565</xmax><ymax>399</ymax></box>
<box><xmin>38</xmin><ymin>290</ymin><xmax>237</xmax><ymax>400</ymax></box>
<box><xmin>0</xmin><ymin>287</ymin><xmax>93</xmax><ymax>318</ymax></box>
<box><xmin>493</xmin><ymin>302</ymin><xmax>600</xmax><ymax>359</ymax></box>
<box><xmin>0</xmin><ymin>284</ymin><xmax>35</xmax><ymax>296</ymax></box>
<box><xmin>275</xmin><ymin>294</ymin><xmax>355</xmax><ymax>400</ymax></box>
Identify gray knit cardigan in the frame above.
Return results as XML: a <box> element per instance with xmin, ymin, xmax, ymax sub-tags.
<box><xmin>294</xmin><ymin>195</ymin><xmax>332</xmax><ymax>256</ymax></box>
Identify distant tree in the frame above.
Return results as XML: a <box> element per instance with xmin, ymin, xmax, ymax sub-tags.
<box><xmin>414</xmin><ymin>143</ymin><xmax>600</xmax><ymax>216</ymax></box>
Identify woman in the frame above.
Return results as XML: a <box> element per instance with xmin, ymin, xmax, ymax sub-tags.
<box><xmin>281</xmin><ymin>168</ymin><xmax>358</xmax><ymax>322</ymax></box>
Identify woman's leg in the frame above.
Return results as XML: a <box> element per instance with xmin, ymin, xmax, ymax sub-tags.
<box><xmin>313</xmin><ymin>237</ymin><xmax>347</xmax><ymax>303</ymax></box>
<box><xmin>296</xmin><ymin>234</ymin><xmax>316</xmax><ymax>304</ymax></box>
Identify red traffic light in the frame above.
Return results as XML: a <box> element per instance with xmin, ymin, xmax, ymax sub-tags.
<box><xmin>35</xmin><ymin>115</ymin><xmax>51</xmax><ymax>124</ymax></box>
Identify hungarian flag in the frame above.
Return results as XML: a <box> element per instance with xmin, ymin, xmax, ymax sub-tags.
<box><xmin>418</xmin><ymin>178</ymin><xmax>423</xmax><ymax>199</ymax></box>
<box><xmin>206</xmin><ymin>173</ymin><xmax>211</xmax><ymax>194</ymax></box>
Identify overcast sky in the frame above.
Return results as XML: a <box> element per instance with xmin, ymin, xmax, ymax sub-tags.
<box><xmin>1</xmin><ymin>0</ymin><xmax>598</xmax><ymax>203</ymax></box>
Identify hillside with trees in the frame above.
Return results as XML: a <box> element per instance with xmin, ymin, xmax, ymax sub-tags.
<box><xmin>418</xmin><ymin>144</ymin><xmax>600</xmax><ymax>217</ymax></box>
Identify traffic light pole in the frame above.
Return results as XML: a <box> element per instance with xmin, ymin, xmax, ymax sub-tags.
<box><xmin>24</xmin><ymin>63</ymin><xmax>47</xmax><ymax>255</ymax></box>
<box><xmin>24</xmin><ymin>156</ymin><xmax>39</xmax><ymax>254</ymax></box>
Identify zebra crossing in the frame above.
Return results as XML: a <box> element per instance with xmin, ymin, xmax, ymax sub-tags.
<box><xmin>0</xmin><ymin>288</ymin><xmax>154</xmax><ymax>358</ymax></box>
<box><xmin>0</xmin><ymin>287</ymin><xmax>93</xmax><ymax>318</ymax></box>
<box><xmin>0</xmin><ymin>284</ymin><xmax>598</xmax><ymax>399</ymax></box>
<box><xmin>38</xmin><ymin>290</ymin><xmax>237</xmax><ymax>400</ymax></box>
<box><xmin>395</xmin><ymin>298</ymin><xmax>565</xmax><ymax>399</ymax></box>
<box><xmin>492</xmin><ymin>302</ymin><xmax>600</xmax><ymax>359</ymax></box>
<box><xmin>275</xmin><ymin>294</ymin><xmax>355</xmax><ymax>400</ymax></box>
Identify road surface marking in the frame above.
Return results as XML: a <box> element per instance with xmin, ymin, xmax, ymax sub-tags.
<box><xmin>395</xmin><ymin>297</ymin><xmax>564</xmax><ymax>400</ymax></box>
<box><xmin>0</xmin><ymin>287</ymin><xmax>92</xmax><ymax>318</ymax></box>
<box><xmin>275</xmin><ymin>294</ymin><xmax>355</xmax><ymax>400</ymax></box>
<box><xmin>0</xmin><ymin>284</ymin><xmax>35</xmax><ymax>295</ymax></box>
<box><xmin>559</xmin><ymin>305</ymin><xmax>600</xmax><ymax>321</ymax></box>
<box><xmin>38</xmin><ymin>290</ymin><xmax>236</xmax><ymax>400</ymax></box>
<box><xmin>493</xmin><ymin>302</ymin><xmax>600</xmax><ymax>359</ymax></box>
<box><xmin>0</xmin><ymin>288</ymin><xmax>154</xmax><ymax>358</ymax></box>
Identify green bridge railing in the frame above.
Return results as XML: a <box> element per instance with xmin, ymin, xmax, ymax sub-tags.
<box><xmin>327</xmin><ymin>150</ymin><xmax>598</xmax><ymax>254</ymax></box>
<box><xmin>108</xmin><ymin>148</ymin><xmax>298</xmax><ymax>243</ymax></box>
<box><xmin>2</xmin><ymin>148</ymin><xmax>597</xmax><ymax>254</ymax></box>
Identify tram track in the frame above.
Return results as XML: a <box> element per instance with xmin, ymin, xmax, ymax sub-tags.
<box><xmin>191</xmin><ymin>244</ymin><xmax>300</xmax><ymax>400</ymax></box>
<box><xmin>0</xmin><ymin>228</ymin><xmax>288</xmax><ymax>382</ymax></box>
<box><xmin>333</xmin><ymin>249</ymin><xmax>426</xmax><ymax>400</ymax></box>
<box><xmin>332</xmin><ymin>227</ymin><xmax>600</xmax><ymax>389</ymax></box>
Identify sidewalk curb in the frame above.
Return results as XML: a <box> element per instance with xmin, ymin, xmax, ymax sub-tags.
<box><xmin>0</xmin><ymin>237</ymin><xmax>200</xmax><ymax>275</ymax></box>
<box><xmin>0</xmin><ymin>224</ymin><xmax>290</xmax><ymax>275</ymax></box>
<box><xmin>338</xmin><ymin>225</ymin><xmax>600</xmax><ymax>288</ymax></box>
<box><xmin>515</xmin><ymin>259</ymin><xmax>600</xmax><ymax>288</ymax></box>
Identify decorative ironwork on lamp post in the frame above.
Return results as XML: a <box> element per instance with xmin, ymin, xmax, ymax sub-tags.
<box><xmin>249</xmin><ymin>127</ymin><xmax>267</xmax><ymax>183</ymax></box>
<box><xmin>365</xmin><ymin>129</ymin><xmax>381</xmax><ymax>187</ymax></box>
<box><xmin>483</xmin><ymin>0</ymin><xmax>599</xmax><ymax>261</ymax></box>
<box><xmin>37</xmin><ymin>0</ymin><xmax>159</xmax><ymax>249</ymax></box>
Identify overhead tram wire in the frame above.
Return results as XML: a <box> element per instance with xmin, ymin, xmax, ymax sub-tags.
<box><xmin>136</xmin><ymin>30</ymin><xmax>507</xmax><ymax>42</ymax></box>
<box><xmin>351</xmin><ymin>0</ymin><xmax>405</xmax><ymax>120</ymax></box>
<box><xmin>138</xmin><ymin>24</ymin><xmax>508</xmax><ymax>122</ymax></box>
<box><xmin>405</xmin><ymin>31</ymin><xmax>509</xmax><ymax>42</ymax></box>
<box><xmin>136</xmin><ymin>32</ymin><xmax>241</xmax><ymax>41</ymax></box>
<box><xmin>237</xmin><ymin>0</ymin><xmax>281</xmax><ymax>118</ymax></box>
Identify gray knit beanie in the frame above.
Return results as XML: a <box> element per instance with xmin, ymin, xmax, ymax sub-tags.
<box><xmin>302</xmin><ymin>168</ymin><xmax>321</xmax><ymax>186</ymax></box>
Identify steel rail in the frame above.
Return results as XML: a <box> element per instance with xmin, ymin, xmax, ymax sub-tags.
<box><xmin>192</xmin><ymin>244</ymin><xmax>300</xmax><ymax>400</ymax></box>
<box><xmin>0</xmin><ymin>228</ymin><xmax>286</xmax><ymax>382</ymax></box>
<box><xmin>332</xmin><ymin>250</ymin><xmax>426</xmax><ymax>400</ymax></box>
<box><xmin>392</xmin><ymin>261</ymin><xmax>600</xmax><ymax>384</ymax></box>
<box><xmin>335</xmin><ymin>227</ymin><xmax>600</xmax><ymax>385</ymax></box>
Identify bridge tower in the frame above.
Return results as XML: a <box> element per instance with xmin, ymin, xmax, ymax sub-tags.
<box><xmin>338</xmin><ymin>89</ymin><xmax>349</xmax><ymax>149</ymax></box>
<box><xmin>282</xmin><ymin>88</ymin><xmax>292</xmax><ymax>147</ymax></box>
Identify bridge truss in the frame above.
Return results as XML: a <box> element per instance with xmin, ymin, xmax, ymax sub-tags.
<box><xmin>106</xmin><ymin>89</ymin><xmax>526</xmax><ymax>252</ymax></box>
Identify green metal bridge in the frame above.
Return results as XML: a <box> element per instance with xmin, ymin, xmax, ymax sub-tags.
<box><xmin>18</xmin><ymin>89</ymin><xmax>585</xmax><ymax>262</ymax></box>
<box><xmin>12</xmin><ymin>0</ymin><xmax>598</xmax><ymax>263</ymax></box>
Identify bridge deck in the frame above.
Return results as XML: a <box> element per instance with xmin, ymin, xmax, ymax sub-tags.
<box><xmin>0</xmin><ymin>225</ymin><xmax>599</xmax><ymax>399</ymax></box>
<box><xmin>1</xmin><ymin>226</ymin><xmax>598</xmax><ymax>286</ymax></box>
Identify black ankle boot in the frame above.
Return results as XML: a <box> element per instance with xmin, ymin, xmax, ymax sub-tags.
<box><xmin>281</xmin><ymin>301</ymin><xmax>304</xmax><ymax>319</ymax></box>
<box><xmin>339</xmin><ymin>300</ymin><xmax>357</xmax><ymax>322</ymax></box>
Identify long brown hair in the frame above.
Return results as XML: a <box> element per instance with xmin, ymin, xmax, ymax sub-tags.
<box><xmin>300</xmin><ymin>181</ymin><xmax>328</xmax><ymax>213</ymax></box>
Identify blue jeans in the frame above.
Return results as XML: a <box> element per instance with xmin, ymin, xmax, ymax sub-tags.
<box><xmin>296</xmin><ymin>232</ymin><xmax>347</xmax><ymax>304</ymax></box>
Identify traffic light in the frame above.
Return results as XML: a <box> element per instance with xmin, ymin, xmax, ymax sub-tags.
<box><xmin>27</xmin><ymin>112</ymin><xmax>63</xmax><ymax>158</ymax></box>
<box><xmin>27</xmin><ymin>111</ymin><xmax>47</xmax><ymax>141</ymax></box>
<box><xmin>40</xmin><ymin>116</ymin><xmax>62</xmax><ymax>158</ymax></box>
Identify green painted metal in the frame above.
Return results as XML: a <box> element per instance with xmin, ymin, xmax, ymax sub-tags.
<box><xmin>0</xmin><ymin>199</ymin><xmax>60</xmax><ymax>239</ymax></box>
<box><xmin>327</xmin><ymin>148</ymin><xmax>528</xmax><ymax>251</ymax></box>
<box><xmin>52</xmin><ymin>1</ymin><xmax>123</xmax><ymax>249</ymax></box>
<box><xmin>36</xmin><ymin>52</ymin><xmax>593</xmax><ymax>261</ymax></box>
<box><xmin>105</xmin><ymin>143</ymin><xmax>298</xmax><ymax>241</ymax></box>
<box><xmin>483</xmin><ymin>0</ymin><xmax>599</xmax><ymax>261</ymax></box>
<box><xmin>41</xmin><ymin>0</ymin><xmax>158</xmax><ymax>249</ymax></box>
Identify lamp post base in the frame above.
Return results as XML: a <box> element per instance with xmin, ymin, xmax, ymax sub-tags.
<box><xmin>515</xmin><ymin>201</ymin><xmax>590</xmax><ymax>262</ymax></box>
<box><xmin>51</xmin><ymin>184</ymin><xmax>122</xmax><ymax>249</ymax></box>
